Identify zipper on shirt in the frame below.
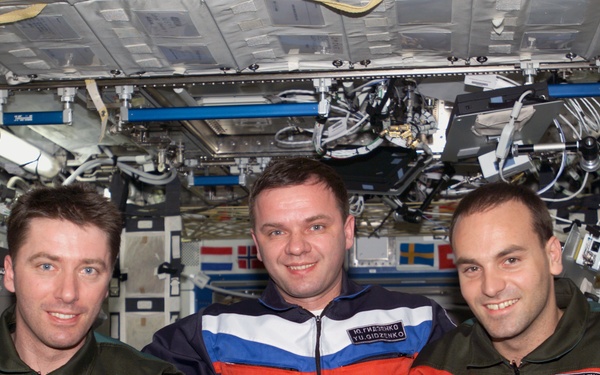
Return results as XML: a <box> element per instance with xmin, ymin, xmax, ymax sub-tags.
<box><xmin>350</xmin><ymin>352</ymin><xmax>413</xmax><ymax>364</ymax></box>
<box><xmin>315</xmin><ymin>315</ymin><xmax>322</xmax><ymax>375</ymax></box>
<box><xmin>510</xmin><ymin>360</ymin><xmax>520</xmax><ymax>374</ymax></box>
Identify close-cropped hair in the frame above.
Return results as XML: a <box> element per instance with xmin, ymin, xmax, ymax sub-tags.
<box><xmin>248</xmin><ymin>157</ymin><xmax>350</xmax><ymax>228</ymax></box>
<box><xmin>449</xmin><ymin>182</ymin><xmax>554</xmax><ymax>248</ymax></box>
<box><xmin>7</xmin><ymin>183</ymin><xmax>123</xmax><ymax>266</ymax></box>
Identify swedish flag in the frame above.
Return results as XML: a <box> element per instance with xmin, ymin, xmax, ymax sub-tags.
<box><xmin>399</xmin><ymin>243</ymin><xmax>435</xmax><ymax>266</ymax></box>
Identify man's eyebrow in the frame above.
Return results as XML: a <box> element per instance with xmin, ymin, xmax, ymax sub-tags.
<box><xmin>258</xmin><ymin>222</ymin><xmax>282</xmax><ymax>231</ymax></box>
<box><xmin>26</xmin><ymin>252</ymin><xmax>60</xmax><ymax>263</ymax></box>
<box><xmin>496</xmin><ymin>246</ymin><xmax>526</xmax><ymax>257</ymax></box>
<box><xmin>80</xmin><ymin>258</ymin><xmax>109</xmax><ymax>269</ymax></box>
<box><xmin>454</xmin><ymin>257</ymin><xmax>477</xmax><ymax>267</ymax></box>
<box><xmin>304</xmin><ymin>214</ymin><xmax>332</xmax><ymax>223</ymax></box>
<box><xmin>454</xmin><ymin>246</ymin><xmax>527</xmax><ymax>266</ymax></box>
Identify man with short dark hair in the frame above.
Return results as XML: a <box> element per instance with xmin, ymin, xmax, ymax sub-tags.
<box><xmin>1</xmin><ymin>183</ymin><xmax>182</xmax><ymax>375</ymax></box>
<box><xmin>144</xmin><ymin>157</ymin><xmax>455</xmax><ymax>375</ymax></box>
<box><xmin>411</xmin><ymin>182</ymin><xmax>600</xmax><ymax>374</ymax></box>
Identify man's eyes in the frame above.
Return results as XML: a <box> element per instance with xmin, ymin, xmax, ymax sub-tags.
<box><xmin>266</xmin><ymin>224</ymin><xmax>325</xmax><ymax>236</ymax></box>
<box><xmin>37</xmin><ymin>263</ymin><xmax>101</xmax><ymax>275</ymax></box>
<box><xmin>458</xmin><ymin>265</ymin><xmax>479</xmax><ymax>274</ymax></box>
<box><xmin>83</xmin><ymin>267</ymin><xmax>98</xmax><ymax>275</ymax></box>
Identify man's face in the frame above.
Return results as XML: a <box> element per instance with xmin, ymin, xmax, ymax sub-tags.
<box><xmin>453</xmin><ymin>200</ymin><xmax>563</xmax><ymax>348</ymax></box>
<box><xmin>251</xmin><ymin>181</ymin><xmax>354</xmax><ymax>311</ymax></box>
<box><xmin>4</xmin><ymin>218</ymin><xmax>112</xmax><ymax>355</ymax></box>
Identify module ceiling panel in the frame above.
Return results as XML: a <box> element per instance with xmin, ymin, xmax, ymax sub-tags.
<box><xmin>1</xmin><ymin>0</ymin><xmax>600</xmax><ymax>84</ymax></box>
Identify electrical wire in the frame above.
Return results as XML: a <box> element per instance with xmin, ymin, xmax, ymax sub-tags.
<box><xmin>321</xmin><ymin>113</ymin><xmax>370</xmax><ymax>146</ymax></box>
<box><xmin>551</xmin><ymin>214</ymin><xmax>576</xmax><ymax>225</ymax></box>
<box><xmin>497</xmin><ymin>89</ymin><xmax>534</xmax><ymax>182</ymax></box>
<box><xmin>273</xmin><ymin>79</ymin><xmax>384</xmax><ymax>156</ymax></box>
<box><xmin>62</xmin><ymin>152</ymin><xmax>178</xmax><ymax>186</ymax></box>
<box><xmin>564</xmin><ymin>100</ymin><xmax>585</xmax><ymax>131</ymax></box>
<box><xmin>541</xmin><ymin>172</ymin><xmax>590</xmax><ymax>203</ymax></box>
<box><xmin>367</xmin><ymin>208</ymin><xmax>394</xmax><ymax>238</ymax></box>
<box><xmin>274</xmin><ymin>126</ymin><xmax>313</xmax><ymax>147</ymax></box>
<box><xmin>312</xmin><ymin>121</ymin><xmax>325</xmax><ymax>155</ymax></box>
<box><xmin>7</xmin><ymin>176</ymin><xmax>30</xmax><ymax>190</ymax></box>
<box><xmin>349</xmin><ymin>79</ymin><xmax>388</xmax><ymax>94</ymax></box>
<box><xmin>183</xmin><ymin>272</ymin><xmax>260</xmax><ymax>300</ymax></box>
<box><xmin>581</xmin><ymin>98</ymin><xmax>600</xmax><ymax>130</ymax></box>
<box><xmin>275</xmin><ymin>78</ymin><xmax>438</xmax><ymax>160</ymax></box>
<box><xmin>324</xmin><ymin>137</ymin><xmax>384</xmax><ymax>159</ymax></box>
<box><xmin>496</xmin><ymin>75</ymin><xmax>521</xmax><ymax>87</ymax></box>
<box><xmin>566</xmin><ymin>98</ymin><xmax>600</xmax><ymax>135</ymax></box>
<box><xmin>349</xmin><ymin>195</ymin><xmax>365</xmax><ymax>216</ymax></box>
<box><xmin>558</xmin><ymin>114</ymin><xmax>582</xmax><ymax>140</ymax></box>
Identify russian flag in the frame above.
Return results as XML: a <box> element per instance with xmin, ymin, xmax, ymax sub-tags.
<box><xmin>200</xmin><ymin>246</ymin><xmax>233</xmax><ymax>271</ymax></box>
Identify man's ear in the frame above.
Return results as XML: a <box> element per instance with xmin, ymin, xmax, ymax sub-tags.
<box><xmin>546</xmin><ymin>236</ymin><xmax>563</xmax><ymax>276</ymax></box>
<box><xmin>344</xmin><ymin>215</ymin><xmax>355</xmax><ymax>251</ymax></box>
<box><xmin>3</xmin><ymin>255</ymin><xmax>16</xmax><ymax>293</ymax></box>
<box><xmin>251</xmin><ymin>230</ymin><xmax>262</xmax><ymax>262</ymax></box>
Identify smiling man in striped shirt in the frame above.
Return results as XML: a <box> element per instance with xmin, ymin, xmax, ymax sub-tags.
<box><xmin>144</xmin><ymin>157</ymin><xmax>455</xmax><ymax>375</ymax></box>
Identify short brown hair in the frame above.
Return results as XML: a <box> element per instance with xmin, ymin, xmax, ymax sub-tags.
<box><xmin>248</xmin><ymin>158</ymin><xmax>349</xmax><ymax>228</ymax></box>
<box><xmin>7</xmin><ymin>183</ymin><xmax>123</xmax><ymax>266</ymax></box>
<box><xmin>449</xmin><ymin>182</ymin><xmax>553</xmax><ymax>248</ymax></box>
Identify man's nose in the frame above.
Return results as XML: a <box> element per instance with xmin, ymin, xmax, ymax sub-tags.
<box><xmin>55</xmin><ymin>271</ymin><xmax>79</xmax><ymax>304</ymax></box>
<box><xmin>286</xmin><ymin>231</ymin><xmax>310</xmax><ymax>256</ymax></box>
<box><xmin>481</xmin><ymin>268</ymin><xmax>506</xmax><ymax>298</ymax></box>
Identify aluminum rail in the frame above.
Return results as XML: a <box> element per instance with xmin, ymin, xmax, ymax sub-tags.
<box><xmin>1</xmin><ymin>62</ymin><xmax>596</xmax><ymax>91</ymax></box>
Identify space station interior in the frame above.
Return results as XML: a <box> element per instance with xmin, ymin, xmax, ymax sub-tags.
<box><xmin>1</xmin><ymin>0</ymin><xmax>600</xmax><ymax>349</ymax></box>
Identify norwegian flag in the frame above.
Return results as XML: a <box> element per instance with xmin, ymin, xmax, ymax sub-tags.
<box><xmin>237</xmin><ymin>245</ymin><xmax>265</xmax><ymax>270</ymax></box>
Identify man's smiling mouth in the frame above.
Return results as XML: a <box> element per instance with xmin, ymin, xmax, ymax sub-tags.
<box><xmin>486</xmin><ymin>299</ymin><xmax>518</xmax><ymax>310</ymax></box>
<box><xmin>289</xmin><ymin>263</ymin><xmax>316</xmax><ymax>271</ymax></box>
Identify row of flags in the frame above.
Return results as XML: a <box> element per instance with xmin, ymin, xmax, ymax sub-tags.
<box><xmin>197</xmin><ymin>241</ymin><xmax>456</xmax><ymax>272</ymax></box>
<box><xmin>200</xmin><ymin>244</ymin><xmax>264</xmax><ymax>272</ymax></box>
<box><xmin>400</xmin><ymin>243</ymin><xmax>455</xmax><ymax>269</ymax></box>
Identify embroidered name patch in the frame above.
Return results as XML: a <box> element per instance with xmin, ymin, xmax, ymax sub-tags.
<box><xmin>347</xmin><ymin>321</ymin><xmax>407</xmax><ymax>344</ymax></box>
